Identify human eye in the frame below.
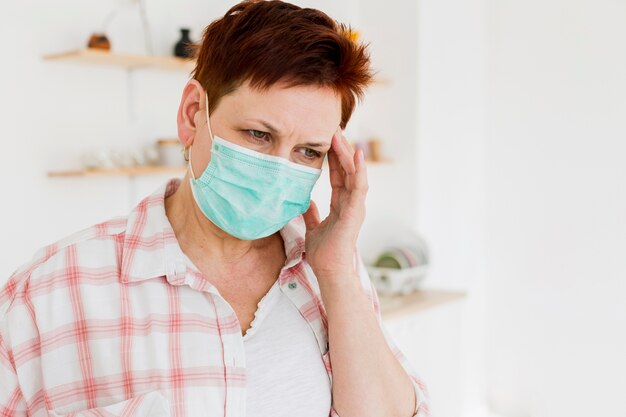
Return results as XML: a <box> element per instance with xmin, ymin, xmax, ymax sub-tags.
<box><xmin>301</xmin><ymin>148</ymin><xmax>323</xmax><ymax>160</ymax></box>
<box><xmin>247</xmin><ymin>129</ymin><xmax>269</xmax><ymax>142</ymax></box>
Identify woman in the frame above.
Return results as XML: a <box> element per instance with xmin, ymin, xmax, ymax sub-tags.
<box><xmin>0</xmin><ymin>1</ymin><xmax>428</xmax><ymax>416</ymax></box>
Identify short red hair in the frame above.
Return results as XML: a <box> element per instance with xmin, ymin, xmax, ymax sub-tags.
<box><xmin>190</xmin><ymin>0</ymin><xmax>373</xmax><ymax>129</ymax></box>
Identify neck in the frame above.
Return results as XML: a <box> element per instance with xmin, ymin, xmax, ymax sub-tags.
<box><xmin>165</xmin><ymin>172</ymin><xmax>277</xmax><ymax>264</ymax></box>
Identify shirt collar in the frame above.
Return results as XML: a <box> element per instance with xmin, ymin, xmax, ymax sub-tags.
<box><xmin>120</xmin><ymin>177</ymin><xmax>307</xmax><ymax>286</ymax></box>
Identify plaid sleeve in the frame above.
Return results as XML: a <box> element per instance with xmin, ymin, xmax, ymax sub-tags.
<box><xmin>356</xmin><ymin>250</ymin><xmax>431</xmax><ymax>417</ymax></box>
<box><xmin>0</xmin><ymin>324</ymin><xmax>28</xmax><ymax>417</ymax></box>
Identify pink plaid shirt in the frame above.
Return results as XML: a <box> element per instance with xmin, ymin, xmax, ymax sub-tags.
<box><xmin>1</xmin><ymin>178</ymin><xmax>429</xmax><ymax>417</ymax></box>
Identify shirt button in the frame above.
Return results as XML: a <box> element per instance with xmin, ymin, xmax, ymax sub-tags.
<box><xmin>288</xmin><ymin>282</ymin><xmax>297</xmax><ymax>289</ymax></box>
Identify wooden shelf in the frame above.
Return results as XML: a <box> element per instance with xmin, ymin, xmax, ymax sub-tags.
<box><xmin>372</xmin><ymin>77</ymin><xmax>392</xmax><ymax>86</ymax></box>
<box><xmin>364</xmin><ymin>159</ymin><xmax>392</xmax><ymax>164</ymax></box>
<box><xmin>41</xmin><ymin>50</ymin><xmax>390</xmax><ymax>86</ymax></box>
<box><xmin>380</xmin><ymin>289</ymin><xmax>466</xmax><ymax>320</ymax></box>
<box><xmin>43</xmin><ymin>49</ymin><xmax>195</xmax><ymax>72</ymax></box>
<box><xmin>48</xmin><ymin>166</ymin><xmax>186</xmax><ymax>178</ymax></box>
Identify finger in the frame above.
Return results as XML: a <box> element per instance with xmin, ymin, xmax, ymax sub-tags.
<box><xmin>302</xmin><ymin>199</ymin><xmax>321</xmax><ymax>231</ymax></box>
<box><xmin>348</xmin><ymin>148</ymin><xmax>369</xmax><ymax>200</ymax></box>
<box><xmin>338</xmin><ymin>131</ymin><xmax>356</xmax><ymax>174</ymax></box>
<box><xmin>340</xmin><ymin>131</ymin><xmax>355</xmax><ymax>153</ymax></box>
<box><xmin>328</xmin><ymin>148</ymin><xmax>345</xmax><ymax>212</ymax></box>
<box><xmin>328</xmin><ymin>134</ymin><xmax>345</xmax><ymax>189</ymax></box>
<box><xmin>332</xmin><ymin>130</ymin><xmax>356</xmax><ymax>175</ymax></box>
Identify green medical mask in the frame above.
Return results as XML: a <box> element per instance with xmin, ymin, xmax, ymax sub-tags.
<box><xmin>188</xmin><ymin>94</ymin><xmax>323</xmax><ymax>240</ymax></box>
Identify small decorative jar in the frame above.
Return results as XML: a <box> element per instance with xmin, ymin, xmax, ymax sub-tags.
<box><xmin>174</xmin><ymin>28</ymin><xmax>194</xmax><ymax>58</ymax></box>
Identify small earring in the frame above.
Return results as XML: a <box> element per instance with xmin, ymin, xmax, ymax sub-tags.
<box><xmin>183</xmin><ymin>145</ymin><xmax>190</xmax><ymax>162</ymax></box>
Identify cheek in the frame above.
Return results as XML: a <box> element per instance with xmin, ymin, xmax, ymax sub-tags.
<box><xmin>311</xmin><ymin>155</ymin><xmax>327</xmax><ymax>170</ymax></box>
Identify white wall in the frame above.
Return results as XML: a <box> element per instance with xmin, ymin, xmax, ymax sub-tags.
<box><xmin>353</xmin><ymin>0</ymin><xmax>420</xmax><ymax>262</ymax></box>
<box><xmin>410</xmin><ymin>1</ymin><xmax>626</xmax><ymax>416</ymax></box>
<box><xmin>414</xmin><ymin>0</ymin><xmax>489</xmax><ymax>415</ymax></box>
<box><xmin>486</xmin><ymin>1</ymin><xmax>626</xmax><ymax>416</ymax></box>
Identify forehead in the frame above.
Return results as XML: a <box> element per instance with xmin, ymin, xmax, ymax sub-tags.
<box><xmin>220</xmin><ymin>80</ymin><xmax>342</xmax><ymax>134</ymax></box>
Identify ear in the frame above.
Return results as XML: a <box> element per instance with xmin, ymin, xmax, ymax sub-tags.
<box><xmin>177</xmin><ymin>79</ymin><xmax>205</xmax><ymax>148</ymax></box>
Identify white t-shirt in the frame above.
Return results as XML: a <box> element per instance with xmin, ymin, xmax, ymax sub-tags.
<box><xmin>243</xmin><ymin>279</ymin><xmax>332</xmax><ymax>417</ymax></box>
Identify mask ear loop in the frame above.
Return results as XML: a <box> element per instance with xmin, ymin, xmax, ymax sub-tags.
<box><xmin>205</xmin><ymin>93</ymin><xmax>215</xmax><ymax>141</ymax></box>
<box><xmin>186</xmin><ymin>144</ymin><xmax>197</xmax><ymax>180</ymax></box>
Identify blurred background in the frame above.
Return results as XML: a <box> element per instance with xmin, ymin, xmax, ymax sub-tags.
<box><xmin>0</xmin><ymin>0</ymin><xmax>624</xmax><ymax>416</ymax></box>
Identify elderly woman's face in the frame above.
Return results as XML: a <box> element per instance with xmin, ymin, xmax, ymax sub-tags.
<box><xmin>198</xmin><ymin>81</ymin><xmax>341</xmax><ymax>170</ymax></box>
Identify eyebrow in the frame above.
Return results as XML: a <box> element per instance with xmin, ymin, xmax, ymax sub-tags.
<box><xmin>302</xmin><ymin>142</ymin><xmax>331</xmax><ymax>149</ymax></box>
<box><xmin>246</xmin><ymin>118</ymin><xmax>332</xmax><ymax>148</ymax></box>
<box><xmin>250</xmin><ymin>119</ymin><xmax>280</xmax><ymax>134</ymax></box>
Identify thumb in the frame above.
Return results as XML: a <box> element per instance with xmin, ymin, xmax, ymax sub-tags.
<box><xmin>302</xmin><ymin>200</ymin><xmax>321</xmax><ymax>231</ymax></box>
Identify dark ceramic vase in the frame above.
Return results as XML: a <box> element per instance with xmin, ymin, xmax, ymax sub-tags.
<box><xmin>174</xmin><ymin>28</ymin><xmax>194</xmax><ymax>58</ymax></box>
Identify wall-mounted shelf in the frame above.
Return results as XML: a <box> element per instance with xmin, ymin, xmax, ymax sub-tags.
<box><xmin>380</xmin><ymin>289</ymin><xmax>466</xmax><ymax>320</ymax></box>
<box><xmin>363</xmin><ymin>158</ymin><xmax>392</xmax><ymax>164</ymax></box>
<box><xmin>42</xmin><ymin>49</ymin><xmax>391</xmax><ymax>86</ymax></box>
<box><xmin>372</xmin><ymin>77</ymin><xmax>392</xmax><ymax>86</ymax></box>
<box><xmin>48</xmin><ymin>166</ymin><xmax>186</xmax><ymax>178</ymax></box>
<box><xmin>43</xmin><ymin>49</ymin><xmax>195</xmax><ymax>72</ymax></box>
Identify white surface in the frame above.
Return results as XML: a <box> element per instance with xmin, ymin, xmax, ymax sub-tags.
<box><xmin>413</xmin><ymin>1</ymin><xmax>626</xmax><ymax>416</ymax></box>
<box><xmin>485</xmin><ymin>1</ymin><xmax>626</xmax><ymax>416</ymax></box>
<box><xmin>414</xmin><ymin>0</ymin><xmax>490</xmax><ymax>414</ymax></box>
<box><xmin>385</xmin><ymin>299</ymin><xmax>466</xmax><ymax>417</ymax></box>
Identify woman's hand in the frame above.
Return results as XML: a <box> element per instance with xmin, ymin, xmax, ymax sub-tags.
<box><xmin>302</xmin><ymin>128</ymin><xmax>369</xmax><ymax>285</ymax></box>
